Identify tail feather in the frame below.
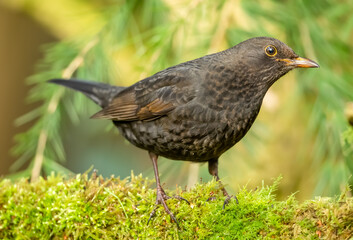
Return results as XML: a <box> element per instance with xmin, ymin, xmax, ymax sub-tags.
<box><xmin>48</xmin><ymin>79</ymin><xmax>125</xmax><ymax>108</ymax></box>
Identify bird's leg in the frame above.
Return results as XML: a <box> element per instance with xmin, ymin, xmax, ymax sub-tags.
<box><xmin>147</xmin><ymin>152</ymin><xmax>187</xmax><ymax>227</ymax></box>
<box><xmin>208</xmin><ymin>158</ymin><xmax>239</xmax><ymax>209</ymax></box>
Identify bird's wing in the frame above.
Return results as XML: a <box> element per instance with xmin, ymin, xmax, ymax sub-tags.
<box><xmin>91</xmin><ymin>65</ymin><xmax>199</xmax><ymax>121</ymax></box>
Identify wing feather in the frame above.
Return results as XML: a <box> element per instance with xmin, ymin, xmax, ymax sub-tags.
<box><xmin>91</xmin><ymin>63</ymin><xmax>200</xmax><ymax>121</ymax></box>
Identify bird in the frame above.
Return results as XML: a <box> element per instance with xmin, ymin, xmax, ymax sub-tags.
<box><xmin>49</xmin><ymin>37</ymin><xmax>319</xmax><ymax>225</ymax></box>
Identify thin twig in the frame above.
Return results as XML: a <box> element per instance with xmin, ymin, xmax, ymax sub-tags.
<box><xmin>31</xmin><ymin>38</ymin><xmax>98</xmax><ymax>182</ymax></box>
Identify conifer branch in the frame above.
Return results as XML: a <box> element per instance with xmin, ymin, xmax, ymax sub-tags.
<box><xmin>31</xmin><ymin>38</ymin><xmax>98</xmax><ymax>182</ymax></box>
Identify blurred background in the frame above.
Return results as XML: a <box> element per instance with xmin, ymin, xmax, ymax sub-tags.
<box><xmin>1</xmin><ymin>0</ymin><xmax>353</xmax><ymax>200</ymax></box>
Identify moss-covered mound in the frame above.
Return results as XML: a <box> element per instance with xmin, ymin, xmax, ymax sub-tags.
<box><xmin>0</xmin><ymin>173</ymin><xmax>352</xmax><ymax>239</ymax></box>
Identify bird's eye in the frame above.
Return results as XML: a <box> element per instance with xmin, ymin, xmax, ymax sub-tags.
<box><xmin>265</xmin><ymin>45</ymin><xmax>277</xmax><ymax>57</ymax></box>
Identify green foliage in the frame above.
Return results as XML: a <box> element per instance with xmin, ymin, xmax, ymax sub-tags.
<box><xmin>0</xmin><ymin>174</ymin><xmax>352</xmax><ymax>239</ymax></box>
<box><xmin>10</xmin><ymin>42</ymin><xmax>80</xmax><ymax>178</ymax></box>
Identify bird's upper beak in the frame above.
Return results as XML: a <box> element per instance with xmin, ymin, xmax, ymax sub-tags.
<box><xmin>278</xmin><ymin>57</ymin><xmax>319</xmax><ymax>68</ymax></box>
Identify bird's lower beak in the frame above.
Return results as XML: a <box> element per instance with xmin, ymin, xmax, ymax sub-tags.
<box><xmin>278</xmin><ymin>57</ymin><xmax>319</xmax><ymax>68</ymax></box>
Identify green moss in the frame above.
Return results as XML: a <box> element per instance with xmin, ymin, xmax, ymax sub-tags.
<box><xmin>0</xmin><ymin>173</ymin><xmax>352</xmax><ymax>239</ymax></box>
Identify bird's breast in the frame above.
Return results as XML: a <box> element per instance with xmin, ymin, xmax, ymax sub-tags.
<box><xmin>114</xmin><ymin>102</ymin><xmax>259</xmax><ymax>162</ymax></box>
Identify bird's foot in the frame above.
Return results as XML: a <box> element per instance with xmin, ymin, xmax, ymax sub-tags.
<box><xmin>206</xmin><ymin>183</ymin><xmax>239</xmax><ymax>208</ymax></box>
<box><xmin>206</xmin><ymin>196</ymin><xmax>217</xmax><ymax>202</ymax></box>
<box><xmin>206</xmin><ymin>193</ymin><xmax>239</xmax><ymax>208</ymax></box>
<box><xmin>222</xmin><ymin>195</ymin><xmax>239</xmax><ymax>209</ymax></box>
<box><xmin>147</xmin><ymin>188</ymin><xmax>188</xmax><ymax>227</ymax></box>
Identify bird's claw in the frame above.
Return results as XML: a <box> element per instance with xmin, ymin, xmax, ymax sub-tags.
<box><xmin>147</xmin><ymin>204</ymin><xmax>179</xmax><ymax>228</ymax></box>
<box><xmin>147</xmin><ymin>207</ymin><xmax>158</xmax><ymax>225</ymax></box>
<box><xmin>222</xmin><ymin>195</ymin><xmax>239</xmax><ymax>209</ymax></box>
<box><xmin>147</xmin><ymin>190</ymin><xmax>189</xmax><ymax>228</ymax></box>
<box><xmin>173</xmin><ymin>195</ymin><xmax>190</xmax><ymax>205</ymax></box>
<box><xmin>147</xmin><ymin>197</ymin><xmax>179</xmax><ymax>228</ymax></box>
<box><xmin>206</xmin><ymin>196</ymin><xmax>217</xmax><ymax>202</ymax></box>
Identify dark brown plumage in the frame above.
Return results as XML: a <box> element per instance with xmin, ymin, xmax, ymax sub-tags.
<box><xmin>49</xmin><ymin>37</ymin><xmax>319</xmax><ymax>225</ymax></box>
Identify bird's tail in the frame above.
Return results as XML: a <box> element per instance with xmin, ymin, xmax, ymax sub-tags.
<box><xmin>48</xmin><ymin>79</ymin><xmax>125</xmax><ymax>108</ymax></box>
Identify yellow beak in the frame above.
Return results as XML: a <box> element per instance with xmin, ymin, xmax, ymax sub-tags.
<box><xmin>278</xmin><ymin>57</ymin><xmax>319</xmax><ymax>68</ymax></box>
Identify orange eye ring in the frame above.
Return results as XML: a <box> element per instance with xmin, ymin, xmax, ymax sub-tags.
<box><xmin>265</xmin><ymin>45</ymin><xmax>277</xmax><ymax>57</ymax></box>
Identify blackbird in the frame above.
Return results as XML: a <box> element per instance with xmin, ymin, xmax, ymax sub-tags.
<box><xmin>49</xmin><ymin>37</ymin><xmax>319</xmax><ymax>225</ymax></box>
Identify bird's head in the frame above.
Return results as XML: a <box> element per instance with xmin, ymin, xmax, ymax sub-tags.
<box><xmin>231</xmin><ymin>37</ymin><xmax>319</xmax><ymax>87</ymax></box>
